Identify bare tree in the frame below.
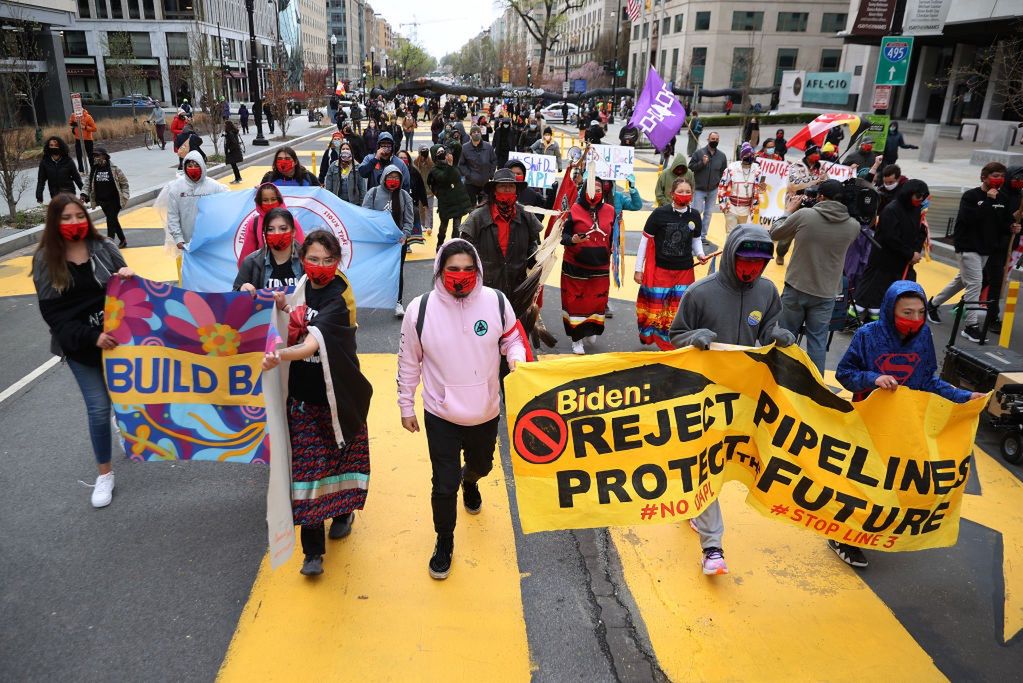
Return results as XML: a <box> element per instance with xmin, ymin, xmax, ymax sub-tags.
<box><xmin>0</xmin><ymin>17</ymin><xmax>50</xmax><ymax>143</ymax></box>
<box><xmin>940</xmin><ymin>25</ymin><xmax>1023</xmax><ymax>121</ymax></box>
<box><xmin>0</xmin><ymin>103</ymin><xmax>34</xmax><ymax>219</ymax></box>
<box><xmin>503</xmin><ymin>0</ymin><xmax>584</xmax><ymax>77</ymax></box>
<box><xmin>263</xmin><ymin>67</ymin><xmax>293</xmax><ymax>139</ymax></box>
<box><xmin>187</xmin><ymin>28</ymin><xmax>225</xmax><ymax>155</ymax></box>
<box><xmin>103</xmin><ymin>32</ymin><xmax>149</xmax><ymax>126</ymax></box>
<box><xmin>303</xmin><ymin>67</ymin><xmax>330</xmax><ymax>126</ymax></box>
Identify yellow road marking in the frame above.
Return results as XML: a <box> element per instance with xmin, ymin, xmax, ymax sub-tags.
<box><xmin>218</xmin><ymin>354</ymin><xmax>531</xmax><ymax>680</ymax></box>
<box><xmin>962</xmin><ymin>447</ymin><xmax>1023</xmax><ymax>642</ymax></box>
<box><xmin>0</xmin><ymin>246</ymin><xmax>176</xmax><ymax>297</ymax></box>
<box><xmin>612</xmin><ymin>485</ymin><xmax>947</xmax><ymax>680</ymax></box>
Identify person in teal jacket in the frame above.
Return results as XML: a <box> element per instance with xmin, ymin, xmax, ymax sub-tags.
<box><xmin>600</xmin><ymin>174</ymin><xmax>643</xmax><ymax>318</ymax></box>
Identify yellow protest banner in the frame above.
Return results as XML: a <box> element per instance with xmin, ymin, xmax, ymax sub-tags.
<box><xmin>505</xmin><ymin>345</ymin><xmax>986</xmax><ymax>551</ymax></box>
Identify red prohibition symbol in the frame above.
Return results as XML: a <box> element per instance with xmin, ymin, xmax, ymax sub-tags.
<box><xmin>514</xmin><ymin>409</ymin><xmax>568</xmax><ymax>464</ymax></box>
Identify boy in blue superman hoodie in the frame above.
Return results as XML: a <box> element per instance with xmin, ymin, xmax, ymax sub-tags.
<box><xmin>834</xmin><ymin>279</ymin><xmax>983</xmax><ymax>568</ymax></box>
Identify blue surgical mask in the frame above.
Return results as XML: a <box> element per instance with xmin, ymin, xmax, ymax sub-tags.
<box><xmin>921</xmin><ymin>198</ymin><xmax>930</xmax><ymax>210</ymax></box>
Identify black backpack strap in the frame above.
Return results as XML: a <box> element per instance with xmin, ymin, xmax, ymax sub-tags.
<box><xmin>416</xmin><ymin>291</ymin><xmax>430</xmax><ymax>340</ymax></box>
<box><xmin>498</xmin><ymin>290</ymin><xmax>506</xmax><ymax>331</ymax></box>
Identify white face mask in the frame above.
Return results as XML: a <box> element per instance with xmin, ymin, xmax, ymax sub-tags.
<box><xmin>883</xmin><ymin>181</ymin><xmax>898</xmax><ymax>190</ymax></box>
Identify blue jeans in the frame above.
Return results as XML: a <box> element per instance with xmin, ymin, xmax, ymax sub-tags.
<box><xmin>778</xmin><ymin>286</ymin><xmax>834</xmax><ymax>375</ymax></box>
<box><xmin>693</xmin><ymin>189</ymin><xmax>717</xmax><ymax>236</ymax></box>
<box><xmin>67</xmin><ymin>359</ymin><xmax>112</xmax><ymax>465</ymax></box>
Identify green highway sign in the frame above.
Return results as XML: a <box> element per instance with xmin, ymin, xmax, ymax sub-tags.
<box><xmin>875</xmin><ymin>36</ymin><xmax>914</xmax><ymax>86</ymax></box>
<box><xmin>616</xmin><ymin>69</ymin><xmax>625</xmax><ymax>77</ymax></box>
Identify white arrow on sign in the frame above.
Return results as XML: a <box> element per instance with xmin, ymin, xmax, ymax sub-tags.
<box><xmin>889</xmin><ymin>66</ymin><xmax>896</xmax><ymax>80</ymax></box>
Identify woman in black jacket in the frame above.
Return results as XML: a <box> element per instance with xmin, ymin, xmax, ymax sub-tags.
<box><xmin>260</xmin><ymin>146</ymin><xmax>320</xmax><ymax>187</ymax></box>
<box><xmin>36</xmin><ymin>137</ymin><xmax>83</xmax><ymax>204</ymax></box>
<box><xmin>223</xmin><ymin>120</ymin><xmax>244</xmax><ymax>184</ymax></box>
<box><xmin>854</xmin><ymin>179</ymin><xmax>930</xmax><ymax>319</ymax></box>
<box><xmin>32</xmin><ymin>193</ymin><xmax>132</xmax><ymax>508</ymax></box>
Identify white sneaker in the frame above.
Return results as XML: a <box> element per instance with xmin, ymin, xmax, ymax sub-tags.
<box><xmin>394</xmin><ymin>302</ymin><xmax>405</xmax><ymax>318</ymax></box>
<box><xmin>572</xmin><ymin>340</ymin><xmax>585</xmax><ymax>355</ymax></box>
<box><xmin>91</xmin><ymin>472</ymin><xmax>114</xmax><ymax>508</ymax></box>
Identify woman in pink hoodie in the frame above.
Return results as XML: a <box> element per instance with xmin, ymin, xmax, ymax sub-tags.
<box><xmin>237</xmin><ymin>182</ymin><xmax>305</xmax><ymax>266</ymax></box>
<box><xmin>397</xmin><ymin>239</ymin><xmax>527</xmax><ymax>581</ymax></box>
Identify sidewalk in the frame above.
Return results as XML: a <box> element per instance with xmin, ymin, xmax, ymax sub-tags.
<box><xmin>10</xmin><ymin>113</ymin><xmax>331</xmax><ymax>215</ymax></box>
<box><xmin>558</xmin><ymin>118</ymin><xmax>989</xmax><ymax>190</ymax></box>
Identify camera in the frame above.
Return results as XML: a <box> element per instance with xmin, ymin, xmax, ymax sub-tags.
<box><xmin>799</xmin><ymin>187</ymin><xmax>819</xmax><ymax>208</ymax></box>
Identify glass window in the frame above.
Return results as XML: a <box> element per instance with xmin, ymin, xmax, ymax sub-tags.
<box><xmin>131</xmin><ymin>32</ymin><xmax>152</xmax><ymax>58</ymax></box>
<box><xmin>96</xmin><ymin>0</ymin><xmax>108</xmax><ymax>19</ymax></box>
<box><xmin>821</xmin><ymin>13</ymin><xmax>847</xmax><ymax>33</ymax></box>
<box><xmin>690</xmin><ymin>47</ymin><xmax>706</xmax><ymax>87</ymax></box>
<box><xmin>731</xmin><ymin>47</ymin><xmax>753</xmax><ymax>87</ymax></box>
<box><xmin>111</xmin><ymin>0</ymin><xmax>123</xmax><ymax>19</ymax></box>
<box><xmin>695</xmin><ymin>11</ymin><xmax>710</xmax><ymax>31</ymax></box>
<box><xmin>127</xmin><ymin>0</ymin><xmax>140</xmax><ymax>19</ymax></box>
<box><xmin>63</xmin><ymin>30</ymin><xmax>90</xmax><ymax>57</ymax></box>
<box><xmin>674</xmin><ymin>14</ymin><xmax>683</xmax><ymax>32</ymax></box>
<box><xmin>77</xmin><ymin>0</ymin><xmax>91</xmax><ymax>18</ymax></box>
<box><xmin>731</xmin><ymin>12</ymin><xmax>763</xmax><ymax>32</ymax></box>
<box><xmin>143</xmin><ymin>0</ymin><xmax>155</xmax><ymax>19</ymax></box>
<box><xmin>632</xmin><ymin>24</ymin><xmax>639</xmax><ymax>40</ymax></box>
<box><xmin>774</xmin><ymin>48</ymin><xmax>798</xmax><ymax>86</ymax></box>
<box><xmin>642</xmin><ymin>22</ymin><xmax>649</xmax><ymax>39</ymax></box>
<box><xmin>776</xmin><ymin>12</ymin><xmax>808</xmax><ymax>32</ymax></box>
<box><xmin>659</xmin><ymin>49</ymin><xmax>666</xmax><ymax>73</ymax></box>
<box><xmin>162</xmin><ymin>0</ymin><xmax>194</xmax><ymax>20</ymax></box>
<box><xmin>662</xmin><ymin>18</ymin><xmax>670</xmax><ymax>35</ymax></box>
<box><xmin>671</xmin><ymin>48</ymin><xmax>679</xmax><ymax>81</ymax></box>
<box><xmin>166</xmin><ymin>32</ymin><xmax>190</xmax><ymax>59</ymax></box>
<box><xmin>820</xmin><ymin>49</ymin><xmax>842</xmax><ymax>72</ymax></box>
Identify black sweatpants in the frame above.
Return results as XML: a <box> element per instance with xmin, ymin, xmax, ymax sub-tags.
<box><xmin>436</xmin><ymin>215</ymin><xmax>462</xmax><ymax>251</ymax></box>
<box><xmin>100</xmin><ymin>201</ymin><xmax>125</xmax><ymax>242</ymax></box>
<box><xmin>301</xmin><ymin>523</ymin><xmax>325</xmax><ymax>556</ymax></box>
<box><xmin>230</xmin><ymin>162</ymin><xmax>242</xmax><ymax>182</ymax></box>
<box><xmin>425</xmin><ymin>411</ymin><xmax>499</xmax><ymax>535</ymax></box>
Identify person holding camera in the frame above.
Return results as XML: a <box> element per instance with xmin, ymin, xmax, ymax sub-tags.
<box><xmin>769</xmin><ymin>179</ymin><xmax>860</xmax><ymax>374</ymax></box>
<box><xmin>777</xmin><ymin>145</ymin><xmax>829</xmax><ymax>265</ymax></box>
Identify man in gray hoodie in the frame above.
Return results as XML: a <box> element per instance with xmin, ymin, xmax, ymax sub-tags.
<box><xmin>688</xmin><ymin>131</ymin><xmax>728</xmax><ymax>236</ymax></box>
<box><xmin>769</xmin><ymin>180</ymin><xmax>860</xmax><ymax>374</ymax></box>
<box><xmin>669</xmin><ymin>225</ymin><xmax>795</xmax><ymax>575</ymax></box>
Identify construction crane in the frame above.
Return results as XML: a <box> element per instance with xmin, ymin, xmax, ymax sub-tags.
<box><xmin>398</xmin><ymin>15</ymin><xmax>462</xmax><ymax>44</ymax></box>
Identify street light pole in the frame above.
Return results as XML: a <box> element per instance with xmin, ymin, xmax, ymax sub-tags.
<box><xmin>609</xmin><ymin>3</ymin><xmax>622</xmax><ymax>124</ymax></box>
<box><xmin>245</xmin><ymin>0</ymin><xmax>268</xmax><ymax>146</ymax></box>
<box><xmin>330</xmin><ymin>34</ymin><xmax>337</xmax><ymax>87</ymax></box>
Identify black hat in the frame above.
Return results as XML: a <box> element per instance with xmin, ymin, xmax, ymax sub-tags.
<box><xmin>819</xmin><ymin>179</ymin><xmax>844</xmax><ymax>199</ymax></box>
<box><xmin>543</xmin><ymin>126</ymin><xmax>553</xmax><ymax>134</ymax></box>
<box><xmin>485</xmin><ymin>167</ymin><xmax>527</xmax><ymax>192</ymax></box>
<box><xmin>805</xmin><ymin>144</ymin><xmax>821</xmax><ymax>156</ymax></box>
<box><xmin>504</xmin><ymin>159</ymin><xmax>527</xmax><ymax>173</ymax></box>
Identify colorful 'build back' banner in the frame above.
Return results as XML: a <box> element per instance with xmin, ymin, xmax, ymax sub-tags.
<box><xmin>504</xmin><ymin>345</ymin><xmax>986</xmax><ymax>551</ymax></box>
<box><xmin>102</xmin><ymin>277</ymin><xmax>279</xmax><ymax>464</ymax></box>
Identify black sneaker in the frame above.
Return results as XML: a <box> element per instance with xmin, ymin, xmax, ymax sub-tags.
<box><xmin>961</xmin><ymin>325</ymin><xmax>982</xmax><ymax>343</ymax></box>
<box><xmin>990</xmin><ymin>318</ymin><xmax>1003</xmax><ymax>334</ymax></box>
<box><xmin>329</xmin><ymin>512</ymin><xmax>354</xmax><ymax>540</ymax></box>
<box><xmin>926</xmin><ymin>299</ymin><xmax>941</xmax><ymax>324</ymax></box>
<box><xmin>429</xmin><ymin>535</ymin><xmax>454</xmax><ymax>579</ymax></box>
<box><xmin>300</xmin><ymin>554</ymin><xmax>324</xmax><ymax>576</ymax></box>
<box><xmin>462</xmin><ymin>472</ymin><xmax>482</xmax><ymax>515</ymax></box>
<box><xmin>828</xmin><ymin>540</ymin><xmax>868</xmax><ymax>568</ymax></box>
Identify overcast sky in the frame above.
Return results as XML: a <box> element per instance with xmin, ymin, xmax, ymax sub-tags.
<box><xmin>371</xmin><ymin>1</ymin><xmax>504</xmax><ymax>60</ymax></box>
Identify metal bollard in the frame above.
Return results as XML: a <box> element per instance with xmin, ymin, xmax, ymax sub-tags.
<box><xmin>311</xmin><ymin>150</ymin><xmax>316</xmax><ymax>172</ymax></box>
<box><xmin>1001</xmin><ymin>280</ymin><xmax>1019</xmax><ymax>349</ymax></box>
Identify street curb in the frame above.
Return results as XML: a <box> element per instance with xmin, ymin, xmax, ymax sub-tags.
<box><xmin>0</xmin><ymin>124</ymin><xmax>330</xmax><ymax>259</ymax></box>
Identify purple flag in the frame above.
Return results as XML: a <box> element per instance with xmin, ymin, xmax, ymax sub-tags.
<box><xmin>629</xmin><ymin>66</ymin><xmax>686</xmax><ymax>151</ymax></box>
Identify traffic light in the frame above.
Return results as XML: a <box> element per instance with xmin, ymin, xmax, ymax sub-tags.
<box><xmin>527</xmin><ymin>65</ymin><xmax>533</xmax><ymax>87</ymax></box>
<box><xmin>602</xmin><ymin>59</ymin><xmax>614</xmax><ymax>74</ymax></box>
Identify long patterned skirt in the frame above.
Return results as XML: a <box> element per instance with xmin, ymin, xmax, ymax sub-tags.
<box><xmin>637</xmin><ymin>264</ymin><xmax>695</xmax><ymax>350</ymax></box>
<box><xmin>288</xmin><ymin>398</ymin><xmax>370</xmax><ymax>526</ymax></box>
<box><xmin>561</xmin><ymin>266</ymin><xmax>610</xmax><ymax>342</ymax></box>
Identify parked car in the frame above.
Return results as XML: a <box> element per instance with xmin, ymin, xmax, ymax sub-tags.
<box><xmin>540</xmin><ymin>102</ymin><xmax>579</xmax><ymax>124</ymax></box>
<box><xmin>337</xmin><ymin>100</ymin><xmax>354</xmax><ymax>117</ymax></box>
<box><xmin>111</xmin><ymin>96</ymin><xmax>158</xmax><ymax>108</ymax></box>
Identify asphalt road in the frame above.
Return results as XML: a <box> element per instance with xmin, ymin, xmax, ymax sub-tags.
<box><xmin>3</xmin><ymin>130</ymin><xmax>1023</xmax><ymax>681</ymax></box>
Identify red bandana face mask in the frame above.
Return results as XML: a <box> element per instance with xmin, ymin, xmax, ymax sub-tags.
<box><xmin>494</xmin><ymin>190</ymin><xmax>517</xmax><ymax>206</ymax></box>
<box><xmin>1011</xmin><ymin>179</ymin><xmax>1023</xmax><ymax>190</ymax></box>
<box><xmin>586</xmin><ymin>190</ymin><xmax>603</xmax><ymax>205</ymax></box>
<box><xmin>259</xmin><ymin>199</ymin><xmax>280</xmax><ymax>213</ymax></box>
<box><xmin>515</xmin><ymin>174</ymin><xmax>526</xmax><ymax>182</ymax></box>
<box><xmin>60</xmin><ymin>220</ymin><xmax>89</xmax><ymax>241</ymax></box>
<box><xmin>806</xmin><ymin>154</ymin><xmax>820</xmax><ymax>165</ymax></box>
<box><xmin>265</xmin><ymin>232</ymin><xmax>292</xmax><ymax>251</ymax></box>
<box><xmin>276</xmin><ymin>158</ymin><xmax>295</xmax><ymax>174</ymax></box>
<box><xmin>385</xmin><ymin>177</ymin><xmax>401</xmax><ymax>190</ymax></box>
<box><xmin>304</xmin><ymin>261</ymin><xmax>336</xmax><ymax>286</ymax></box>
<box><xmin>894</xmin><ymin>315</ymin><xmax>925</xmax><ymax>336</ymax></box>
<box><xmin>185</xmin><ymin>166</ymin><xmax>202</xmax><ymax>181</ymax></box>
<box><xmin>986</xmin><ymin>176</ymin><xmax>1004</xmax><ymax>189</ymax></box>
<box><xmin>861</xmin><ymin>144</ymin><xmax>873</xmax><ymax>152</ymax></box>
<box><xmin>734</xmin><ymin>256</ymin><xmax>767</xmax><ymax>284</ymax></box>
<box><xmin>673</xmin><ymin>192</ymin><xmax>692</xmax><ymax>207</ymax></box>
<box><xmin>443</xmin><ymin>270</ymin><xmax>476</xmax><ymax>297</ymax></box>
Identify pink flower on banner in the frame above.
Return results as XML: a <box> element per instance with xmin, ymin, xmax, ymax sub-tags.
<box><xmin>165</xmin><ymin>291</ymin><xmax>268</xmax><ymax>357</ymax></box>
<box><xmin>104</xmin><ymin>278</ymin><xmax>154</xmax><ymax>344</ymax></box>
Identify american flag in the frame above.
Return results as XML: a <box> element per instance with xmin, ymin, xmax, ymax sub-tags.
<box><xmin>626</xmin><ymin>0</ymin><xmax>641</xmax><ymax>23</ymax></box>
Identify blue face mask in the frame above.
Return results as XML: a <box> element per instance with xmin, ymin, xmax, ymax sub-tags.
<box><xmin>921</xmin><ymin>198</ymin><xmax>930</xmax><ymax>210</ymax></box>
